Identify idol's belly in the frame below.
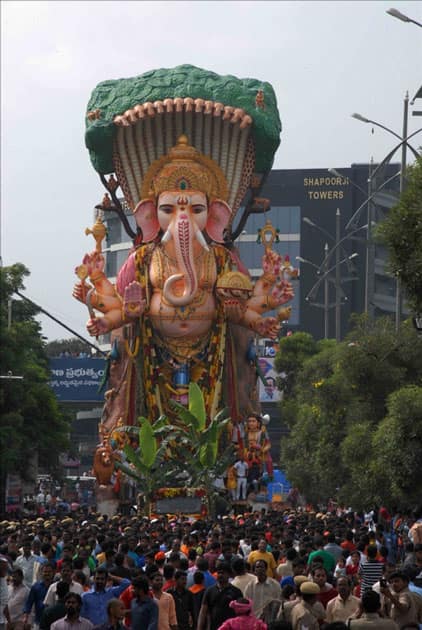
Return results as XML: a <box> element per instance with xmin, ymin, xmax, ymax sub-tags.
<box><xmin>149</xmin><ymin>292</ymin><xmax>217</xmax><ymax>338</ymax></box>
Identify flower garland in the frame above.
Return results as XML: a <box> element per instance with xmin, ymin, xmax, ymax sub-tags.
<box><xmin>154</xmin><ymin>487</ymin><xmax>206</xmax><ymax>500</ymax></box>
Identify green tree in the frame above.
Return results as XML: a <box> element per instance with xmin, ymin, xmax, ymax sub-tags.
<box><xmin>45</xmin><ymin>338</ymin><xmax>92</xmax><ymax>358</ymax></box>
<box><xmin>377</xmin><ymin>155</ymin><xmax>422</xmax><ymax>314</ymax></box>
<box><xmin>0</xmin><ymin>264</ymin><xmax>70</xmax><ymax>504</ymax></box>
<box><xmin>275</xmin><ymin>332</ymin><xmax>330</xmax><ymax>397</ymax></box>
<box><xmin>372</xmin><ymin>385</ymin><xmax>422</xmax><ymax>507</ymax></box>
<box><xmin>279</xmin><ymin>316</ymin><xmax>422</xmax><ymax>508</ymax></box>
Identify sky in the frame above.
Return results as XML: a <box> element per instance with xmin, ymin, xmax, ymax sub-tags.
<box><xmin>1</xmin><ymin>0</ymin><xmax>421</xmax><ymax>342</ymax></box>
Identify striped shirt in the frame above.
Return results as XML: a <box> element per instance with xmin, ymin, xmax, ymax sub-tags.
<box><xmin>359</xmin><ymin>560</ymin><xmax>384</xmax><ymax>593</ymax></box>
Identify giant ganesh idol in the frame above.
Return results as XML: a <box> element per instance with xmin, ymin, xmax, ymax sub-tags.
<box><xmin>73</xmin><ymin>65</ymin><xmax>295</xmax><ymax>464</ymax></box>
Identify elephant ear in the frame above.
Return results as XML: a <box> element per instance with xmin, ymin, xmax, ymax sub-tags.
<box><xmin>133</xmin><ymin>199</ymin><xmax>160</xmax><ymax>242</ymax></box>
<box><xmin>206</xmin><ymin>199</ymin><xmax>232</xmax><ymax>243</ymax></box>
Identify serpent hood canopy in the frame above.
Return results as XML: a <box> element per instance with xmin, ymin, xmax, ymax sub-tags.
<box><xmin>85</xmin><ymin>64</ymin><xmax>281</xmax><ymax>214</ymax></box>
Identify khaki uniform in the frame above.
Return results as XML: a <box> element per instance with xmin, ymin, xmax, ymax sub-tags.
<box><xmin>348</xmin><ymin>613</ymin><xmax>399</xmax><ymax>630</ymax></box>
<box><xmin>290</xmin><ymin>600</ymin><xmax>320</xmax><ymax>630</ymax></box>
<box><xmin>279</xmin><ymin>599</ymin><xmax>325</xmax><ymax>624</ymax></box>
<box><xmin>326</xmin><ymin>594</ymin><xmax>361</xmax><ymax>623</ymax></box>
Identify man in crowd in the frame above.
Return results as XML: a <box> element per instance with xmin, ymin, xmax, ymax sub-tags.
<box><xmin>290</xmin><ymin>581</ymin><xmax>321</xmax><ymax>630</ymax></box>
<box><xmin>33</xmin><ymin>544</ymin><xmax>55</xmax><ymax>583</ymax></box>
<box><xmin>233</xmin><ymin>455</ymin><xmax>248</xmax><ymax>501</ymax></box>
<box><xmin>244</xmin><ymin>559</ymin><xmax>281</xmax><ymax>619</ymax></box>
<box><xmin>80</xmin><ymin>568</ymin><xmax>130</xmax><ymax>625</ymax></box>
<box><xmin>348</xmin><ymin>590</ymin><xmax>399</xmax><ymax>629</ymax></box>
<box><xmin>4</xmin><ymin>568</ymin><xmax>29</xmax><ymax>630</ymax></box>
<box><xmin>186</xmin><ymin>557</ymin><xmax>215</xmax><ymax>589</ymax></box>
<box><xmin>307</xmin><ymin>536</ymin><xmax>335</xmax><ymax>575</ymax></box>
<box><xmin>44</xmin><ymin>560</ymin><xmax>84</xmax><ymax>606</ymax></box>
<box><xmin>40</xmin><ymin>581</ymin><xmax>70</xmax><ymax>630</ymax></box>
<box><xmin>167</xmin><ymin>570</ymin><xmax>193</xmax><ymax>630</ymax></box>
<box><xmin>23</xmin><ymin>562</ymin><xmax>55</xmax><ymax>628</ymax></box>
<box><xmin>93</xmin><ymin>598</ymin><xmax>125</xmax><ymax>630</ymax></box>
<box><xmin>312</xmin><ymin>565</ymin><xmax>337</xmax><ymax>608</ymax></box>
<box><xmin>150</xmin><ymin>571</ymin><xmax>177</xmax><ymax>630</ymax></box>
<box><xmin>324</xmin><ymin>533</ymin><xmax>343</xmax><ymax>564</ymax></box>
<box><xmin>131</xmin><ymin>576</ymin><xmax>158</xmax><ymax>630</ymax></box>
<box><xmin>359</xmin><ymin>545</ymin><xmax>384</xmax><ymax>594</ymax></box>
<box><xmin>51</xmin><ymin>593</ymin><xmax>93</xmax><ymax>630</ymax></box>
<box><xmin>247</xmin><ymin>539</ymin><xmax>277</xmax><ymax>578</ymax></box>
<box><xmin>381</xmin><ymin>570</ymin><xmax>418</xmax><ymax>628</ymax></box>
<box><xmin>326</xmin><ymin>576</ymin><xmax>360</xmax><ymax>623</ymax></box>
<box><xmin>230</xmin><ymin>557</ymin><xmax>256</xmax><ymax>596</ymax></box>
<box><xmin>14</xmin><ymin>539</ymin><xmax>37</xmax><ymax>588</ymax></box>
<box><xmin>197</xmin><ymin>561</ymin><xmax>242</xmax><ymax>630</ymax></box>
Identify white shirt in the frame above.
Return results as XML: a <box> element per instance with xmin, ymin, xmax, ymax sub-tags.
<box><xmin>0</xmin><ymin>577</ymin><xmax>8</xmax><ymax>625</ymax></box>
<box><xmin>234</xmin><ymin>461</ymin><xmax>248</xmax><ymax>478</ymax></box>
<box><xmin>14</xmin><ymin>554</ymin><xmax>37</xmax><ymax>588</ymax></box>
<box><xmin>44</xmin><ymin>580</ymin><xmax>84</xmax><ymax>607</ymax></box>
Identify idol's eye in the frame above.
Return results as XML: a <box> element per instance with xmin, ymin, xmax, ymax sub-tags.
<box><xmin>159</xmin><ymin>205</ymin><xmax>173</xmax><ymax>214</ymax></box>
<box><xmin>192</xmin><ymin>205</ymin><xmax>206</xmax><ymax>214</ymax></box>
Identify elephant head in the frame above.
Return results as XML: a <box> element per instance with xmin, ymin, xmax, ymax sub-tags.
<box><xmin>133</xmin><ymin>191</ymin><xmax>231</xmax><ymax>306</ymax></box>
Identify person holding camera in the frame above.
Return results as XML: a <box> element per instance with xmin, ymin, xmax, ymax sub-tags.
<box><xmin>380</xmin><ymin>571</ymin><xmax>418</xmax><ymax>628</ymax></box>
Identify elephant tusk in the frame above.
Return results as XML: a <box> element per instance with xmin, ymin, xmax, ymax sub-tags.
<box><xmin>161</xmin><ymin>228</ymin><xmax>172</xmax><ymax>244</ymax></box>
<box><xmin>195</xmin><ymin>229</ymin><xmax>210</xmax><ymax>252</ymax></box>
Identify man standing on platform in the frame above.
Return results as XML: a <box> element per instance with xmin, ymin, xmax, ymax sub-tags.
<box><xmin>234</xmin><ymin>456</ymin><xmax>248</xmax><ymax>501</ymax></box>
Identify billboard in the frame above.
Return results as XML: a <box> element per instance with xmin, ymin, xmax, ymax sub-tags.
<box><xmin>49</xmin><ymin>358</ymin><xmax>106</xmax><ymax>402</ymax></box>
<box><xmin>258</xmin><ymin>357</ymin><xmax>282</xmax><ymax>402</ymax></box>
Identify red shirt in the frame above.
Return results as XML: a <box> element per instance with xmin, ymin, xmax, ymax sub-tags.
<box><xmin>318</xmin><ymin>586</ymin><xmax>338</xmax><ymax>609</ymax></box>
<box><xmin>162</xmin><ymin>578</ymin><xmax>176</xmax><ymax>592</ymax></box>
<box><xmin>119</xmin><ymin>584</ymin><xmax>135</xmax><ymax>627</ymax></box>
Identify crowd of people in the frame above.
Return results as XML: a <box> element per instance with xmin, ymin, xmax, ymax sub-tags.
<box><xmin>0</xmin><ymin>504</ymin><xmax>421</xmax><ymax>630</ymax></box>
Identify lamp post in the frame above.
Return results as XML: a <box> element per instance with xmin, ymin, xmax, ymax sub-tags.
<box><xmin>351</xmin><ymin>94</ymin><xmax>421</xmax><ymax>329</ymax></box>
<box><xmin>297</xmin><ymin>246</ymin><xmax>358</xmax><ymax>341</ymax></box>
<box><xmin>302</xmin><ymin>209</ymin><xmax>359</xmax><ymax>341</ymax></box>
<box><xmin>386</xmin><ymin>8</ymin><xmax>422</xmax><ymax>28</ymax></box>
<box><xmin>335</xmin><ymin>209</ymin><xmax>341</xmax><ymax>342</ymax></box>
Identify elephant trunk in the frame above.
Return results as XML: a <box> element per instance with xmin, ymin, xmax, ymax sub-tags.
<box><xmin>163</xmin><ymin>215</ymin><xmax>198</xmax><ymax>307</ymax></box>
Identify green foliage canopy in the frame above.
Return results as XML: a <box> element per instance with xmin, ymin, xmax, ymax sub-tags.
<box><xmin>0</xmin><ymin>264</ymin><xmax>70</xmax><ymax>484</ymax></box>
<box><xmin>278</xmin><ymin>316</ymin><xmax>422</xmax><ymax>508</ymax></box>
<box><xmin>377</xmin><ymin>156</ymin><xmax>422</xmax><ymax>314</ymax></box>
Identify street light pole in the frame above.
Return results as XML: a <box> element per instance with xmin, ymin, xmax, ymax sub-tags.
<box><xmin>395</xmin><ymin>91</ymin><xmax>409</xmax><ymax>330</ymax></box>
<box><xmin>386</xmin><ymin>8</ymin><xmax>422</xmax><ymax>28</ymax></box>
<box><xmin>324</xmin><ymin>242</ymin><xmax>329</xmax><ymax>339</ymax></box>
<box><xmin>352</xmin><ymin>99</ymin><xmax>421</xmax><ymax>325</ymax></box>
<box><xmin>365</xmin><ymin>159</ymin><xmax>374</xmax><ymax>316</ymax></box>
<box><xmin>335</xmin><ymin>209</ymin><xmax>341</xmax><ymax>342</ymax></box>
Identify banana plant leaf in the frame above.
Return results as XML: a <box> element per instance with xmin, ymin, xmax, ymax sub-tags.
<box><xmin>188</xmin><ymin>382</ymin><xmax>206</xmax><ymax>431</ymax></box>
<box><xmin>168</xmin><ymin>399</ymin><xmax>200</xmax><ymax>432</ymax></box>
<box><xmin>123</xmin><ymin>443</ymin><xmax>148</xmax><ymax>475</ymax></box>
<box><xmin>139</xmin><ymin>417</ymin><xmax>157</xmax><ymax>469</ymax></box>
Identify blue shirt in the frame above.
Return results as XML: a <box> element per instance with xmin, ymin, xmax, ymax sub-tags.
<box><xmin>186</xmin><ymin>569</ymin><xmax>216</xmax><ymax>589</ymax></box>
<box><xmin>131</xmin><ymin>598</ymin><xmax>158</xmax><ymax>630</ymax></box>
<box><xmin>81</xmin><ymin>580</ymin><xmax>131</xmax><ymax>625</ymax></box>
<box><xmin>24</xmin><ymin>580</ymin><xmax>49</xmax><ymax>623</ymax></box>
